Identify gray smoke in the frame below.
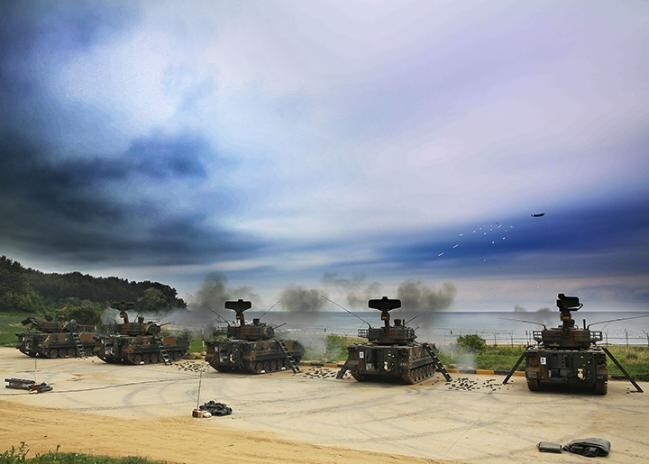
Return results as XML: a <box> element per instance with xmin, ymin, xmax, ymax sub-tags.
<box><xmin>159</xmin><ymin>273</ymin><xmax>260</xmax><ymax>329</ymax></box>
<box><xmin>279</xmin><ymin>286</ymin><xmax>327</xmax><ymax>312</ymax></box>
<box><xmin>321</xmin><ymin>272</ymin><xmax>381</xmax><ymax>308</ymax></box>
<box><xmin>514</xmin><ymin>304</ymin><xmax>527</xmax><ymax>313</ymax></box>
<box><xmin>193</xmin><ymin>273</ymin><xmax>258</xmax><ymax>313</ymax></box>
<box><xmin>397</xmin><ymin>281</ymin><xmax>456</xmax><ymax>312</ymax></box>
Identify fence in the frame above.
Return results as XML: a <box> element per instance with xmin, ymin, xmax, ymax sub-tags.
<box><xmin>281</xmin><ymin>326</ymin><xmax>649</xmax><ymax>347</ymax></box>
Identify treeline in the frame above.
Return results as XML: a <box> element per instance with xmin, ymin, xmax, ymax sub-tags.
<box><xmin>0</xmin><ymin>256</ymin><xmax>186</xmax><ymax>317</ymax></box>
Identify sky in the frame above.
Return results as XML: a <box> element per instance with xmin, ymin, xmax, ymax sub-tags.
<box><xmin>1</xmin><ymin>0</ymin><xmax>648</xmax><ymax>310</ymax></box>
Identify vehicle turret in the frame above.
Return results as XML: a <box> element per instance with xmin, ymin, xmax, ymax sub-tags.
<box><xmin>360</xmin><ymin>297</ymin><xmax>417</xmax><ymax>345</ymax></box>
<box><xmin>225</xmin><ymin>299</ymin><xmax>275</xmax><ymax>341</ymax></box>
<box><xmin>204</xmin><ymin>299</ymin><xmax>304</xmax><ymax>374</ymax></box>
<box><xmin>20</xmin><ymin>317</ymin><xmax>66</xmax><ymax>333</ymax></box>
<box><xmin>535</xmin><ymin>294</ymin><xmax>600</xmax><ymax>349</ymax></box>
<box><xmin>337</xmin><ymin>296</ymin><xmax>451</xmax><ymax>384</ymax></box>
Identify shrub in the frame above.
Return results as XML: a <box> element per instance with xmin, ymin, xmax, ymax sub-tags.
<box><xmin>456</xmin><ymin>334</ymin><xmax>487</xmax><ymax>352</ymax></box>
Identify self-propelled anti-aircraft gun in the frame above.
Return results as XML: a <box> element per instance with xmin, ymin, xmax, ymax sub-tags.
<box><xmin>336</xmin><ymin>297</ymin><xmax>452</xmax><ymax>384</ymax></box>
<box><xmin>503</xmin><ymin>293</ymin><xmax>643</xmax><ymax>394</ymax></box>
<box><xmin>204</xmin><ymin>299</ymin><xmax>304</xmax><ymax>374</ymax></box>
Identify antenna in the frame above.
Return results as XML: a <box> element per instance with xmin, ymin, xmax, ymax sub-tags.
<box><xmin>258</xmin><ymin>300</ymin><xmax>280</xmax><ymax>320</ymax></box>
<box><xmin>406</xmin><ymin>314</ymin><xmax>419</xmax><ymax>325</ymax></box>
<box><xmin>587</xmin><ymin>313</ymin><xmax>649</xmax><ymax>329</ymax></box>
<box><xmin>320</xmin><ymin>295</ymin><xmax>371</xmax><ymax>327</ymax></box>
<box><xmin>209</xmin><ymin>308</ymin><xmax>230</xmax><ymax>326</ymax></box>
<box><xmin>500</xmin><ymin>317</ymin><xmax>547</xmax><ymax>329</ymax></box>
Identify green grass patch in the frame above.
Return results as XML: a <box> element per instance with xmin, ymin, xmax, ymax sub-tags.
<box><xmin>1</xmin><ymin>443</ymin><xmax>166</xmax><ymax>464</ymax></box>
<box><xmin>604</xmin><ymin>346</ymin><xmax>649</xmax><ymax>381</ymax></box>
<box><xmin>189</xmin><ymin>338</ymin><xmax>205</xmax><ymax>353</ymax></box>
<box><xmin>0</xmin><ymin>311</ymin><xmax>29</xmax><ymax>346</ymax></box>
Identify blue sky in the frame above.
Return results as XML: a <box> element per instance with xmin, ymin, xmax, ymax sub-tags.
<box><xmin>1</xmin><ymin>1</ymin><xmax>648</xmax><ymax>310</ymax></box>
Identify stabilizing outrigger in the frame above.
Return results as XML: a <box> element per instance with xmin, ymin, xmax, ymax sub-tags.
<box><xmin>503</xmin><ymin>293</ymin><xmax>643</xmax><ymax>394</ymax></box>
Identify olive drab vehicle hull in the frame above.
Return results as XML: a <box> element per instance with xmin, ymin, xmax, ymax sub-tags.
<box><xmin>94</xmin><ymin>304</ymin><xmax>189</xmax><ymax>365</ymax></box>
<box><xmin>503</xmin><ymin>294</ymin><xmax>643</xmax><ymax>395</ymax></box>
<box><xmin>16</xmin><ymin>331</ymin><xmax>96</xmax><ymax>358</ymax></box>
<box><xmin>94</xmin><ymin>334</ymin><xmax>189</xmax><ymax>364</ymax></box>
<box><xmin>15</xmin><ymin>318</ymin><xmax>96</xmax><ymax>358</ymax></box>
<box><xmin>345</xmin><ymin>342</ymin><xmax>443</xmax><ymax>384</ymax></box>
<box><xmin>204</xmin><ymin>299</ymin><xmax>304</xmax><ymax>374</ymax></box>
<box><xmin>338</xmin><ymin>297</ymin><xmax>451</xmax><ymax>384</ymax></box>
<box><xmin>524</xmin><ymin>346</ymin><xmax>608</xmax><ymax>394</ymax></box>
<box><xmin>205</xmin><ymin>338</ymin><xmax>304</xmax><ymax>374</ymax></box>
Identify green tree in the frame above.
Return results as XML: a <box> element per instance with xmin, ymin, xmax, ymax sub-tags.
<box><xmin>137</xmin><ymin>288</ymin><xmax>168</xmax><ymax>313</ymax></box>
<box><xmin>456</xmin><ymin>334</ymin><xmax>487</xmax><ymax>352</ymax></box>
<box><xmin>58</xmin><ymin>299</ymin><xmax>105</xmax><ymax>325</ymax></box>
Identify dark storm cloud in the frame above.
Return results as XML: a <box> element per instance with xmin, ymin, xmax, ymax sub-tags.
<box><xmin>0</xmin><ymin>2</ymin><xmax>264</xmax><ymax>266</ymax></box>
<box><xmin>0</xmin><ymin>130</ymin><xmax>262</xmax><ymax>264</ymax></box>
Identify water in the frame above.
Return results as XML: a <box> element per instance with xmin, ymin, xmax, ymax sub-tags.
<box><xmin>245</xmin><ymin>310</ymin><xmax>649</xmax><ymax>346</ymax></box>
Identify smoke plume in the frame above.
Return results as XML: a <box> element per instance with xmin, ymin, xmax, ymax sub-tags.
<box><xmin>397</xmin><ymin>281</ymin><xmax>456</xmax><ymax>311</ymax></box>
<box><xmin>321</xmin><ymin>272</ymin><xmax>381</xmax><ymax>308</ymax></box>
<box><xmin>193</xmin><ymin>273</ymin><xmax>258</xmax><ymax>313</ymax></box>
<box><xmin>159</xmin><ymin>273</ymin><xmax>260</xmax><ymax>329</ymax></box>
<box><xmin>279</xmin><ymin>286</ymin><xmax>326</xmax><ymax>312</ymax></box>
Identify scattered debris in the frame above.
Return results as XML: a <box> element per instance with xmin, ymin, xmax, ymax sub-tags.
<box><xmin>563</xmin><ymin>438</ymin><xmax>611</xmax><ymax>457</ymax></box>
<box><xmin>298</xmin><ymin>367</ymin><xmax>350</xmax><ymax>380</ymax></box>
<box><xmin>445</xmin><ymin>377</ymin><xmax>506</xmax><ymax>392</ymax></box>
<box><xmin>199</xmin><ymin>401</ymin><xmax>232</xmax><ymax>416</ymax></box>
<box><xmin>5</xmin><ymin>378</ymin><xmax>53</xmax><ymax>393</ymax></box>
<box><xmin>538</xmin><ymin>442</ymin><xmax>562</xmax><ymax>453</ymax></box>
<box><xmin>173</xmin><ymin>360</ymin><xmax>209</xmax><ymax>373</ymax></box>
<box><xmin>192</xmin><ymin>408</ymin><xmax>211</xmax><ymax>418</ymax></box>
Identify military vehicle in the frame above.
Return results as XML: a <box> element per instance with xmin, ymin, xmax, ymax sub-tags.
<box><xmin>16</xmin><ymin>317</ymin><xmax>95</xmax><ymax>358</ymax></box>
<box><xmin>503</xmin><ymin>293</ymin><xmax>643</xmax><ymax>394</ymax></box>
<box><xmin>94</xmin><ymin>302</ymin><xmax>189</xmax><ymax>365</ymax></box>
<box><xmin>336</xmin><ymin>297</ymin><xmax>451</xmax><ymax>384</ymax></box>
<box><xmin>205</xmin><ymin>299</ymin><xmax>304</xmax><ymax>374</ymax></box>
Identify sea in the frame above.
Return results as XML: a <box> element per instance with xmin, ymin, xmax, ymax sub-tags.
<box><xmin>242</xmin><ymin>310</ymin><xmax>649</xmax><ymax>346</ymax></box>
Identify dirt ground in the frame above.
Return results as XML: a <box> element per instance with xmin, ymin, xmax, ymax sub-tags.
<box><xmin>1</xmin><ymin>347</ymin><xmax>648</xmax><ymax>463</ymax></box>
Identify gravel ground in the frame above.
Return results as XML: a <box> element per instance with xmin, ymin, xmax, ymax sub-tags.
<box><xmin>1</xmin><ymin>347</ymin><xmax>647</xmax><ymax>464</ymax></box>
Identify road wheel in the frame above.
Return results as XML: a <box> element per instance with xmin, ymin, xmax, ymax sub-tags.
<box><xmin>527</xmin><ymin>379</ymin><xmax>541</xmax><ymax>391</ymax></box>
<box><xmin>594</xmin><ymin>381</ymin><xmax>608</xmax><ymax>395</ymax></box>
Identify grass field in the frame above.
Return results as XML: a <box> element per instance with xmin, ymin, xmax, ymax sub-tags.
<box><xmin>0</xmin><ymin>312</ymin><xmax>28</xmax><ymax>347</ymax></box>
<box><xmin>1</xmin><ymin>443</ymin><xmax>164</xmax><ymax>464</ymax></box>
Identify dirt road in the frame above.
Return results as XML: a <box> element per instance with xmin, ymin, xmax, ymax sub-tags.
<box><xmin>1</xmin><ymin>348</ymin><xmax>647</xmax><ymax>463</ymax></box>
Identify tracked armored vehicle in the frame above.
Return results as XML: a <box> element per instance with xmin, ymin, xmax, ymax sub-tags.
<box><xmin>336</xmin><ymin>297</ymin><xmax>451</xmax><ymax>384</ymax></box>
<box><xmin>205</xmin><ymin>299</ymin><xmax>304</xmax><ymax>374</ymax></box>
<box><xmin>94</xmin><ymin>302</ymin><xmax>189</xmax><ymax>365</ymax></box>
<box><xmin>16</xmin><ymin>317</ymin><xmax>95</xmax><ymax>358</ymax></box>
<box><xmin>503</xmin><ymin>293</ymin><xmax>643</xmax><ymax>394</ymax></box>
